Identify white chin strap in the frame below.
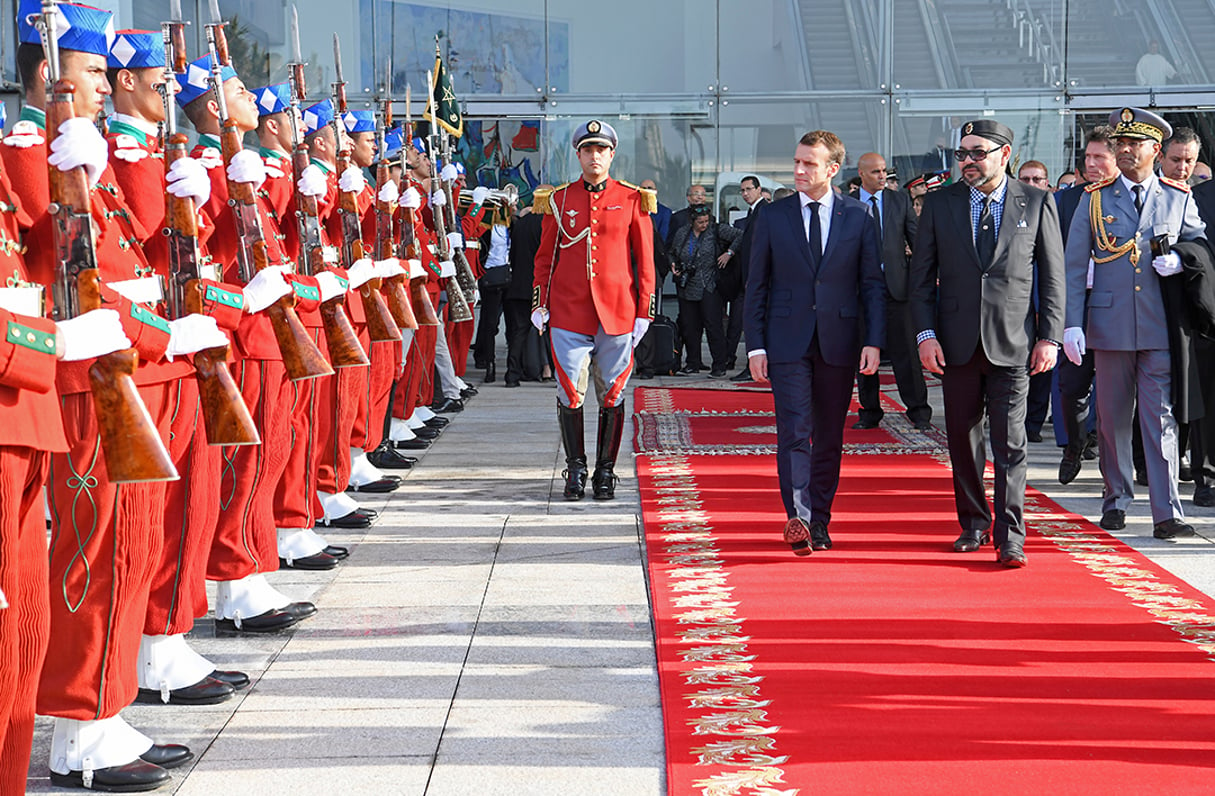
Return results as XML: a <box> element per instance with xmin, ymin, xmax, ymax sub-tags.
<box><xmin>389</xmin><ymin>418</ymin><xmax>417</xmax><ymax>442</ymax></box>
<box><xmin>277</xmin><ymin>527</ymin><xmax>327</xmax><ymax>563</ymax></box>
<box><xmin>349</xmin><ymin>448</ymin><xmax>386</xmax><ymax>487</ymax></box>
<box><xmin>49</xmin><ymin>715</ymin><xmax>153</xmax><ymax>776</ymax></box>
<box><xmin>137</xmin><ymin>634</ymin><xmax>215</xmax><ymax>698</ymax></box>
<box><xmin>318</xmin><ymin>490</ymin><xmax>361</xmax><ymax>522</ymax></box>
<box><xmin>214</xmin><ymin>574</ymin><xmax>290</xmax><ymax>625</ymax></box>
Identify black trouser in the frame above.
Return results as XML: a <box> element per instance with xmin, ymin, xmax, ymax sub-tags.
<box><xmin>1025</xmin><ymin>370</ymin><xmax>1052</xmax><ymax>435</ymax></box>
<box><xmin>503</xmin><ymin>297</ymin><xmax>531</xmax><ymax>383</ymax></box>
<box><xmin>677</xmin><ymin>290</ymin><xmax>728</xmax><ymax>371</ymax></box>
<box><xmin>856</xmin><ymin>298</ymin><xmax>930</xmax><ymax>425</ymax></box>
<box><xmin>1058</xmin><ymin>348</ymin><xmax>1096</xmax><ymax>456</ymax></box>
<box><xmin>1189</xmin><ymin>336</ymin><xmax>1215</xmax><ymax>487</ymax></box>
<box><xmin>473</xmin><ymin>281</ymin><xmax>508</xmax><ymax>367</ymax></box>
<box><xmin>723</xmin><ymin>288</ymin><xmax>746</xmax><ymax>369</ymax></box>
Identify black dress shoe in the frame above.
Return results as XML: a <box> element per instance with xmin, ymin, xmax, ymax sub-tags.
<box><xmin>996</xmin><ymin>545</ymin><xmax>1028</xmax><ymax>568</ymax></box>
<box><xmin>393</xmin><ymin>438</ymin><xmax>431</xmax><ymax>451</ymax></box>
<box><xmin>809</xmin><ymin>520</ymin><xmax>832</xmax><ymax>551</ymax></box>
<box><xmin>284</xmin><ymin>601</ymin><xmax>317</xmax><ymax>620</ymax></box>
<box><xmin>709</xmin><ymin>369</ymin><xmax>728</xmax><ymax>378</ymax></box>
<box><xmin>323</xmin><ymin>544</ymin><xmax>349</xmax><ymax>560</ymax></box>
<box><xmin>1180</xmin><ymin>462</ymin><xmax>1194</xmax><ymax>482</ymax></box>
<box><xmin>367</xmin><ymin>447</ymin><xmax>415</xmax><ymax>469</ymax></box>
<box><xmin>136</xmin><ymin>676</ymin><xmax>233</xmax><ymax>706</ymax></box>
<box><xmin>953</xmin><ymin>529</ymin><xmax>991</xmax><ymax>552</ymax></box>
<box><xmin>504</xmin><ymin>379</ymin><xmax>521</xmax><ymax>387</ymax></box>
<box><xmin>139</xmin><ymin>743</ymin><xmax>194</xmax><ymax>770</ymax></box>
<box><xmin>346</xmin><ymin>477</ymin><xmax>400</xmax><ymax>494</ymax></box>
<box><xmin>1135</xmin><ymin>470</ymin><xmax>1149</xmax><ymax>487</ymax></box>
<box><xmin>317</xmin><ymin>511</ymin><xmax>371</xmax><ymax>529</ymax></box>
<box><xmin>484</xmin><ymin>362</ymin><xmax>496</xmax><ymax>383</ymax></box>
<box><xmin>279</xmin><ymin>552</ymin><xmax>339</xmax><ymax>571</ymax></box>
<box><xmin>432</xmin><ymin>397</ymin><xmax>464</xmax><ymax>413</ymax></box>
<box><xmin>730</xmin><ymin>368</ymin><xmax>753</xmax><ymax>382</ymax></box>
<box><xmin>1194</xmin><ymin>485</ymin><xmax>1215</xmax><ymax>507</ymax></box>
<box><xmin>51</xmin><ymin>759</ymin><xmax>171</xmax><ymax>791</ymax></box>
<box><xmin>412</xmin><ymin>426</ymin><xmax>442</xmax><ymax>440</ymax></box>
<box><xmin>913</xmin><ymin>420</ymin><xmax>933</xmax><ymax>432</ymax></box>
<box><xmin>424</xmin><ymin>416</ymin><xmax>450</xmax><ymax>428</ymax></box>
<box><xmin>1099</xmin><ymin>509</ymin><xmax>1126</xmax><ymax>530</ymax></box>
<box><xmin>1083</xmin><ymin>432</ymin><xmax>1098</xmax><ymax>460</ymax></box>
<box><xmin>1026</xmin><ymin>429</ymin><xmax>1044</xmax><ymax>443</ymax></box>
<box><xmin>1058</xmin><ymin>452</ymin><xmax>1082</xmax><ymax>485</ymax></box>
<box><xmin>459</xmin><ymin>386</ymin><xmax>478</xmax><ymax>399</ymax></box>
<box><xmin>851</xmin><ymin>419</ymin><xmax>880</xmax><ymax>430</ymax></box>
<box><xmin>216</xmin><ymin>608</ymin><xmax>299</xmax><ymax>633</ymax></box>
<box><xmin>209</xmin><ymin>669</ymin><xmax>250</xmax><ymax>689</ymax></box>
<box><xmin>1153</xmin><ymin>518</ymin><xmax>1196</xmax><ymax>539</ymax></box>
<box><xmin>783</xmin><ymin>517</ymin><xmax>812</xmax><ymax>557</ymax></box>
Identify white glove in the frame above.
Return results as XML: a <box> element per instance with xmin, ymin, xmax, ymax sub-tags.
<box><xmin>439</xmin><ymin>163</ymin><xmax>459</xmax><ymax>182</ymax></box>
<box><xmin>166</xmin><ymin>313</ymin><xmax>229</xmax><ymax>360</ymax></box>
<box><xmin>530</xmin><ymin>308</ymin><xmax>549</xmax><ymax>332</ymax></box>
<box><xmin>345</xmin><ymin>257</ymin><xmax>377</xmax><ymax>290</ymax></box>
<box><xmin>439</xmin><ymin>259</ymin><xmax>456</xmax><ymax>278</ymax></box>
<box><xmin>400</xmin><ymin>186</ymin><xmax>422</xmax><ymax>209</ymax></box>
<box><xmin>471</xmin><ymin>186</ymin><xmax>490</xmax><ymax>207</ymax></box>
<box><xmin>315</xmin><ymin>271</ymin><xmax>348</xmax><ymax>302</ymax></box>
<box><xmin>165</xmin><ymin>156</ymin><xmax>211</xmax><ymax>207</ymax></box>
<box><xmin>446</xmin><ymin>231</ymin><xmax>465</xmax><ymax>251</ymax></box>
<box><xmin>430</xmin><ymin>189</ymin><xmax>447</xmax><ymax>208</ymax></box>
<box><xmin>339</xmin><ymin>166</ymin><xmax>366</xmax><ymax>194</ymax></box>
<box><xmin>632</xmin><ymin>318</ymin><xmax>651</xmax><ymax>348</ymax></box>
<box><xmin>56</xmin><ymin>309</ymin><xmax>131</xmax><ymax>361</ymax></box>
<box><xmin>48</xmin><ymin>117</ymin><xmax>108</xmax><ymax>188</ymax></box>
<box><xmin>0</xmin><ymin>584</ymin><xmax>7</xmax><ymax>610</ymax></box>
<box><xmin>226</xmin><ymin>149</ymin><xmax>266</xmax><ymax>188</ymax></box>
<box><xmin>374</xmin><ymin>258</ymin><xmax>406</xmax><ymax>278</ymax></box>
<box><xmin>243</xmin><ymin>265</ymin><xmax>293</xmax><ymax>314</ymax></box>
<box><xmin>378</xmin><ymin>180</ymin><xmax>400</xmax><ymax>204</ymax></box>
<box><xmin>1152</xmin><ymin>251</ymin><xmax>1182</xmax><ymax>277</ymax></box>
<box><xmin>1063</xmin><ymin>327</ymin><xmax>1086</xmax><ymax>366</ymax></box>
<box><xmin>297</xmin><ymin>163</ymin><xmax>327</xmax><ymax>198</ymax></box>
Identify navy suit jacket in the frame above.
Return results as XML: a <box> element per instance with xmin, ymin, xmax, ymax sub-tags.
<box><xmin>744</xmin><ymin>191</ymin><xmax>885</xmax><ymax>367</ymax></box>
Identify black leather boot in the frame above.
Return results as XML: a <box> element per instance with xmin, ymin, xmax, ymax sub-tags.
<box><xmin>558</xmin><ymin>404</ymin><xmax>587</xmax><ymax>499</ymax></box>
<box><xmin>592</xmin><ymin>404</ymin><xmax>626</xmax><ymax>500</ymax></box>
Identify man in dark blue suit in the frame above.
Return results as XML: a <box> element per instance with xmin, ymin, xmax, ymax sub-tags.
<box><xmin>745</xmin><ymin>130</ymin><xmax>885</xmax><ymax>556</ymax></box>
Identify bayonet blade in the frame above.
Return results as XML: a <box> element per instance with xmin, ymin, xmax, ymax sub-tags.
<box><xmin>170</xmin><ymin>0</ymin><xmax>182</xmax><ymax>22</ymax></box>
<box><xmin>332</xmin><ymin>34</ymin><xmax>344</xmax><ymax>84</ymax></box>
<box><xmin>289</xmin><ymin>5</ymin><xmax>302</xmax><ymax>63</ymax></box>
<box><xmin>207</xmin><ymin>0</ymin><xmax>221</xmax><ymax>24</ymax></box>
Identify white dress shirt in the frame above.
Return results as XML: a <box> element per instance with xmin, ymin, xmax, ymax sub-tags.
<box><xmin>799</xmin><ymin>188</ymin><xmax>834</xmax><ymax>254</ymax></box>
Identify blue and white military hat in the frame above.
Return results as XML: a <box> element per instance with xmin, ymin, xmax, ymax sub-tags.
<box><xmin>303</xmin><ymin>99</ymin><xmax>334</xmax><ymax>136</ymax></box>
<box><xmin>1110</xmin><ymin>107</ymin><xmax>1172</xmax><ymax>144</ymax></box>
<box><xmin>381</xmin><ymin>126</ymin><xmax>404</xmax><ymax>160</ymax></box>
<box><xmin>175</xmin><ymin>54</ymin><xmax>236</xmax><ymax>107</ymax></box>
<box><xmin>251</xmin><ymin>83</ymin><xmax>291</xmax><ymax>117</ymax></box>
<box><xmin>571</xmin><ymin>119</ymin><xmax>617</xmax><ymax>150</ymax></box>
<box><xmin>411</xmin><ymin>136</ymin><xmax>426</xmax><ymax>155</ymax></box>
<box><xmin>108</xmin><ymin>29</ymin><xmax>160</xmax><ymax>70</ymax></box>
<box><xmin>341</xmin><ymin>109</ymin><xmax>374</xmax><ymax>134</ymax></box>
<box><xmin>18</xmin><ymin>0</ymin><xmax>115</xmax><ymax>57</ymax></box>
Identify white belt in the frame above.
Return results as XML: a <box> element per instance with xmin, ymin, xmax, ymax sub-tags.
<box><xmin>107</xmin><ymin>276</ymin><xmax>165</xmax><ymax>305</ymax></box>
<box><xmin>198</xmin><ymin>262</ymin><xmax>220</xmax><ymax>282</ymax></box>
<box><xmin>465</xmin><ymin>241</ymin><xmax>481</xmax><ymax>251</ymax></box>
<box><xmin>0</xmin><ymin>285</ymin><xmax>44</xmax><ymax>317</ymax></box>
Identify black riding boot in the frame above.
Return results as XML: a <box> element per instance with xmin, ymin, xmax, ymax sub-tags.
<box><xmin>592</xmin><ymin>404</ymin><xmax>626</xmax><ymax>500</ymax></box>
<box><xmin>558</xmin><ymin>404</ymin><xmax>587</xmax><ymax>500</ymax></box>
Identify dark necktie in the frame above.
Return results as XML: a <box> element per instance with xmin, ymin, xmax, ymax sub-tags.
<box><xmin>1133</xmin><ymin>184</ymin><xmax>1144</xmax><ymax>216</ymax></box>
<box><xmin>808</xmin><ymin>201</ymin><xmax>822</xmax><ymax>268</ymax></box>
<box><xmin>868</xmin><ymin>195</ymin><xmax>882</xmax><ymax>242</ymax></box>
<box><xmin>976</xmin><ymin>196</ymin><xmax>996</xmax><ymax>267</ymax></box>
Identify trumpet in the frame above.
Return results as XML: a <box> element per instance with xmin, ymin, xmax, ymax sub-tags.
<box><xmin>459</xmin><ymin>183</ymin><xmax>519</xmax><ymax>210</ymax></box>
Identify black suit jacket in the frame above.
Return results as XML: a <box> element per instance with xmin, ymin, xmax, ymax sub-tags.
<box><xmin>868</xmin><ymin>189</ymin><xmax>917</xmax><ymax>301</ymax></box>
<box><xmin>727</xmin><ymin>198</ymin><xmax>769</xmax><ymax>294</ymax></box>
<box><xmin>1193</xmin><ymin>179</ymin><xmax>1215</xmax><ymax>227</ymax></box>
<box><xmin>1054</xmin><ymin>182</ymin><xmax>1089</xmax><ymax>245</ymax></box>
<box><xmin>507</xmin><ymin>211</ymin><xmax>543</xmax><ymax>301</ymax></box>
<box><xmin>909</xmin><ymin>178</ymin><xmax>1066</xmax><ymax>367</ymax></box>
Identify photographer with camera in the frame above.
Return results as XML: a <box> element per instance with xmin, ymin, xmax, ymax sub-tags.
<box><xmin>669</xmin><ymin>204</ymin><xmax>742</xmax><ymax>376</ymax></box>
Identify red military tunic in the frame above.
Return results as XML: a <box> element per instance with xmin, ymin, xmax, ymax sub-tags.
<box><xmin>533</xmin><ymin>178</ymin><xmax>656</xmax><ymax>336</ymax></box>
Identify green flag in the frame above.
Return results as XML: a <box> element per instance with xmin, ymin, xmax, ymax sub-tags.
<box><xmin>425</xmin><ymin>45</ymin><xmax>462</xmax><ymax>138</ymax></box>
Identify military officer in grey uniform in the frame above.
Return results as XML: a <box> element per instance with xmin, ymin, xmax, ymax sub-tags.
<box><xmin>1062</xmin><ymin>107</ymin><xmax>1208</xmax><ymax>538</ymax></box>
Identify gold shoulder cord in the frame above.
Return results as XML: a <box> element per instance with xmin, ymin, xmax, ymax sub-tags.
<box><xmin>1089</xmin><ymin>189</ymin><xmax>1139</xmax><ymax>266</ymax></box>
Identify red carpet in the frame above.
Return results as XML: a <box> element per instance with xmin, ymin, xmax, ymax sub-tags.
<box><xmin>636</xmin><ymin>386</ymin><xmax>1215</xmax><ymax>795</ymax></box>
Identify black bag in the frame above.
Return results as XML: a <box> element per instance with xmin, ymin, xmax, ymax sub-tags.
<box><xmin>635</xmin><ymin>292</ymin><xmax>677</xmax><ymax>375</ymax></box>
<box><xmin>522</xmin><ymin>326</ymin><xmax>546</xmax><ymax>381</ymax></box>
<box><xmin>479</xmin><ymin>264</ymin><xmax>511</xmax><ymax>289</ymax></box>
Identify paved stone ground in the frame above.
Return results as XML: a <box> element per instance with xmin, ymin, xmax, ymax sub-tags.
<box><xmin>24</xmin><ymin>349</ymin><xmax>1215</xmax><ymax>794</ymax></box>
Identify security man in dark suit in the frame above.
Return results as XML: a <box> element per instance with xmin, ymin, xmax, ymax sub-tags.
<box><xmin>745</xmin><ymin>130</ymin><xmax>885</xmax><ymax>556</ymax></box>
<box><xmin>852</xmin><ymin>152</ymin><xmax>929</xmax><ymax>430</ymax></box>
<box><xmin>727</xmin><ymin>175</ymin><xmax>769</xmax><ymax>381</ymax></box>
<box><xmin>910</xmin><ymin>119</ymin><xmax>1066</xmax><ymax>568</ymax></box>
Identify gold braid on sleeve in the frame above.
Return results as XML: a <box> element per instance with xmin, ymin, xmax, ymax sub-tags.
<box><xmin>1089</xmin><ymin>189</ymin><xmax>1139</xmax><ymax>266</ymax></box>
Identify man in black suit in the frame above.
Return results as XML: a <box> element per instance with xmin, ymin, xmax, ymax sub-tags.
<box><xmin>502</xmin><ymin>185</ymin><xmax>550</xmax><ymax>386</ymax></box>
<box><xmin>1188</xmin><ymin>173</ymin><xmax>1215</xmax><ymax>505</ymax></box>
<box><xmin>852</xmin><ymin>152</ymin><xmax>928</xmax><ymax>430</ymax></box>
<box><xmin>745</xmin><ymin>130</ymin><xmax>885</xmax><ymax>556</ymax></box>
<box><xmin>910</xmin><ymin>119</ymin><xmax>1066</xmax><ymax>568</ymax></box>
<box><xmin>727</xmin><ymin>175</ymin><xmax>769</xmax><ymax>381</ymax></box>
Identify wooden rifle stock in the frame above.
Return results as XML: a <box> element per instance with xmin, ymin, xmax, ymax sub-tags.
<box><xmin>399</xmin><ymin>201</ymin><xmax>440</xmax><ymax>326</ymax></box>
<box><xmin>336</xmin><ymin>157</ymin><xmax>400</xmax><ymax>343</ymax></box>
<box><xmin>46</xmin><ymin>80</ymin><xmax>177</xmax><ymax>483</ymax></box>
<box><xmin>373</xmin><ymin>156</ymin><xmax>417</xmax><ymax>330</ymax></box>
<box><xmin>164</xmin><ymin>133</ymin><xmax>259</xmax><ymax>446</ymax></box>
<box><xmin>426</xmin><ymin>178</ymin><xmax>473</xmax><ymax>323</ymax></box>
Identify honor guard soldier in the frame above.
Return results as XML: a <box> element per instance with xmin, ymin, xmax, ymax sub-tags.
<box><xmin>1062</xmin><ymin>108</ymin><xmax>1209</xmax><ymax>539</ymax></box>
<box><xmin>531</xmin><ymin>119</ymin><xmax>656</xmax><ymax>500</ymax></box>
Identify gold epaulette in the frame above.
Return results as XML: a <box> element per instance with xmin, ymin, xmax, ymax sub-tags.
<box><xmin>1085</xmin><ymin>176</ymin><xmax>1116</xmax><ymax>193</ymax></box>
<box><xmin>533</xmin><ymin>184</ymin><xmax>565</xmax><ymax>215</ymax></box>
<box><xmin>617</xmin><ymin>180</ymin><xmax>658</xmax><ymax>214</ymax></box>
<box><xmin>1160</xmin><ymin>175</ymin><xmax>1191</xmax><ymax>193</ymax></box>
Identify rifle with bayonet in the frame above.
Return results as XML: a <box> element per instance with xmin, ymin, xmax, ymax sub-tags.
<box><xmin>436</xmin><ymin>130</ymin><xmax>480</xmax><ymax>305</ymax></box>
<box><xmin>399</xmin><ymin>84</ymin><xmax>440</xmax><ymax>326</ymax></box>
<box><xmin>331</xmin><ymin>33</ymin><xmax>401</xmax><ymax>344</ymax></box>
<box><xmin>282</xmin><ymin>14</ymin><xmax>368</xmax><ymax>368</ymax></box>
<box><xmin>423</xmin><ymin>70</ymin><xmax>473</xmax><ymax>323</ymax></box>
<box><xmin>37</xmin><ymin>0</ymin><xmax>178</xmax><ymax>483</ymax></box>
<box><xmin>373</xmin><ymin>58</ymin><xmax>417</xmax><ymax>331</ymax></box>
<box><xmin>160</xmin><ymin>4</ymin><xmax>259</xmax><ymax>446</ymax></box>
<box><xmin>205</xmin><ymin>0</ymin><xmax>332</xmax><ymax>381</ymax></box>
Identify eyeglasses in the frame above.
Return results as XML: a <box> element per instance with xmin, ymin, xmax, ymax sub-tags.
<box><xmin>1019</xmin><ymin>175</ymin><xmax>1049</xmax><ymax>185</ymax></box>
<box><xmin>953</xmin><ymin>146</ymin><xmax>1003</xmax><ymax>162</ymax></box>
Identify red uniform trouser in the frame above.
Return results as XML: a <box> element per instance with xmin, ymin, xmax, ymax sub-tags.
<box><xmin>393</xmin><ymin>333</ymin><xmax>422</xmax><ymax>421</ymax></box>
<box><xmin>0</xmin><ymin>447</ymin><xmax>49</xmax><ymax>796</ymax></box>
<box><xmin>447</xmin><ymin>317</ymin><xmax>474</xmax><ymax>377</ymax></box>
<box><xmin>273</xmin><ymin>375</ymin><xmax>320</xmax><ymax>530</ymax></box>
<box><xmin>209</xmin><ymin>359</ymin><xmax>292</xmax><ymax>581</ymax></box>
<box><xmin>38</xmin><ymin>384</ymin><xmax>172</xmax><ymax>720</ymax></box>
<box><xmin>361</xmin><ymin>339</ymin><xmax>398</xmax><ymax>450</ymax></box>
<box><xmin>408</xmin><ymin>324</ymin><xmax>437</xmax><ymax>412</ymax></box>
<box><xmin>146</xmin><ymin>378</ymin><xmax>220</xmax><ymax>636</ymax></box>
<box><xmin>315</xmin><ymin>352</ymin><xmax>361</xmax><ymax>495</ymax></box>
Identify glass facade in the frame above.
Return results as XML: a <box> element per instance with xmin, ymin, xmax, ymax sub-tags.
<box><xmin>3</xmin><ymin>0</ymin><xmax>1213</xmax><ymax>210</ymax></box>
